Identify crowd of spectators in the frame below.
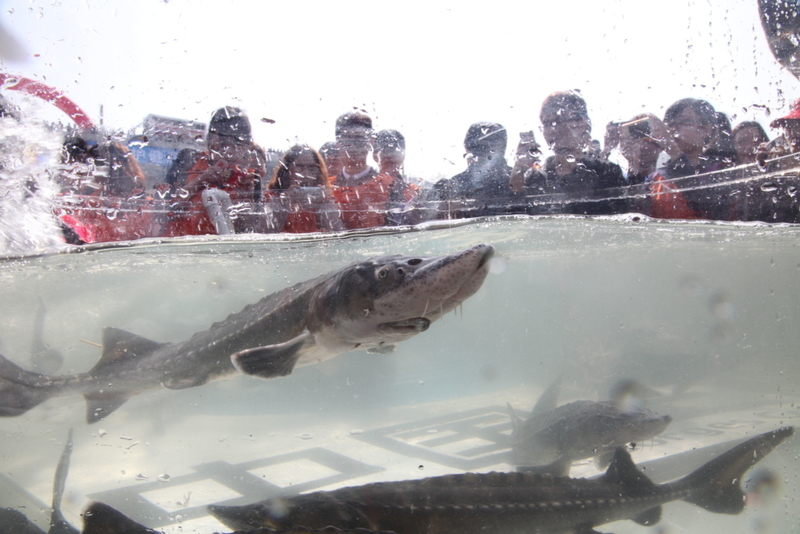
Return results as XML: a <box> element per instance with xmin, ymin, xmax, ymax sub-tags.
<box><xmin>53</xmin><ymin>91</ymin><xmax>800</xmax><ymax>241</ymax></box>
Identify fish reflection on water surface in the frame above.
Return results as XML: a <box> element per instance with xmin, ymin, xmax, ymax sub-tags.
<box><xmin>0</xmin><ymin>244</ymin><xmax>494</xmax><ymax>423</ymax></box>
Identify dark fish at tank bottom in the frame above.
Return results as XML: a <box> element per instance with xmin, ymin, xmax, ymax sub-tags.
<box><xmin>0</xmin><ymin>428</ymin><xmax>79</xmax><ymax>534</ymax></box>
<box><xmin>508</xmin><ymin>374</ymin><xmax>672</xmax><ymax>476</ymax></box>
<box><xmin>81</xmin><ymin>502</ymin><xmax>397</xmax><ymax>534</ymax></box>
<box><xmin>0</xmin><ymin>244</ymin><xmax>494</xmax><ymax>423</ymax></box>
<box><xmin>207</xmin><ymin>427</ymin><xmax>793</xmax><ymax>534</ymax></box>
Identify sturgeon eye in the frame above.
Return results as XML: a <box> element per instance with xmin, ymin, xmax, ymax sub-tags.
<box><xmin>377</xmin><ymin>267</ymin><xmax>388</xmax><ymax>279</ymax></box>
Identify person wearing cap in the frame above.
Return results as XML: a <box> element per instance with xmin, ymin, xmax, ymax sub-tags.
<box><xmin>162</xmin><ymin>106</ymin><xmax>266</xmax><ymax>237</ymax></box>
<box><xmin>534</xmin><ymin>90</ymin><xmax>626</xmax><ymax>215</ymax></box>
<box><xmin>430</xmin><ymin>121</ymin><xmax>516</xmax><ymax>219</ymax></box>
<box><xmin>331</xmin><ymin>111</ymin><xmax>414</xmax><ymax>229</ymax></box>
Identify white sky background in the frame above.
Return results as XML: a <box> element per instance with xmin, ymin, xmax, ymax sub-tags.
<box><xmin>2</xmin><ymin>0</ymin><xmax>800</xmax><ymax>181</ymax></box>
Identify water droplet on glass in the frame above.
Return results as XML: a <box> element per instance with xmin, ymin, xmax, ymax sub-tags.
<box><xmin>760</xmin><ymin>182</ymin><xmax>778</xmax><ymax>192</ymax></box>
<box><xmin>135</xmin><ymin>473</ymin><xmax>149</xmax><ymax>481</ymax></box>
<box><xmin>297</xmin><ymin>433</ymin><xmax>313</xmax><ymax>440</ymax></box>
<box><xmin>157</xmin><ymin>474</ymin><xmax>171</xmax><ymax>482</ymax></box>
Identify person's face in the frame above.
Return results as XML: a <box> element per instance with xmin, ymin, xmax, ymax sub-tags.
<box><xmin>541</xmin><ymin>111</ymin><xmax>591</xmax><ymax>153</ymax></box>
<box><xmin>289</xmin><ymin>150</ymin><xmax>322</xmax><ymax>188</ymax></box>
<box><xmin>667</xmin><ymin>108</ymin><xmax>714</xmax><ymax>155</ymax></box>
<box><xmin>208</xmin><ymin>133</ymin><xmax>251</xmax><ymax>165</ymax></box>
<box><xmin>376</xmin><ymin>144</ymin><xmax>405</xmax><ymax>168</ymax></box>
<box><xmin>321</xmin><ymin>150</ymin><xmax>342</xmax><ymax>176</ymax></box>
<box><xmin>733</xmin><ymin>126</ymin><xmax>767</xmax><ymax>164</ymax></box>
<box><xmin>336</xmin><ymin>127</ymin><xmax>372</xmax><ymax>163</ymax></box>
<box><xmin>620</xmin><ymin>127</ymin><xmax>661</xmax><ymax>169</ymax></box>
<box><xmin>782</xmin><ymin>121</ymin><xmax>800</xmax><ymax>148</ymax></box>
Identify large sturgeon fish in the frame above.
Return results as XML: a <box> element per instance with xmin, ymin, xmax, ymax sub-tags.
<box><xmin>0</xmin><ymin>244</ymin><xmax>494</xmax><ymax>423</ymax></box>
<box><xmin>209</xmin><ymin>426</ymin><xmax>793</xmax><ymax>534</ymax></box>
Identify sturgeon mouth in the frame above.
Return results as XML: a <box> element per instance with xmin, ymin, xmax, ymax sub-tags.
<box><xmin>378</xmin><ymin>317</ymin><xmax>431</xmax><ymax>334</ymax></box>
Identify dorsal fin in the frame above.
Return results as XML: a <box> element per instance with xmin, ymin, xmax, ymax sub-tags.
<box><xmin>91</xmin><ymin>328</ymin><xmax>166</xmax><ymax>375</ymax></box>
<box><xmin>600</xmin><ymin>447</ymin><xmax>656</xmax><ymax>492</ymax></box>
<box><xmin>530</xmin><ymin>373</ymin><xmax>563</xmax><ymax>416</ymax></box>
<box><xmin>507</xmin><ymin>402</ymin><xmax>522</xmax><ymax>432</ymax></box>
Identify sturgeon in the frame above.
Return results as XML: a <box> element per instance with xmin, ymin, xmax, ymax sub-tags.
<box><xmin>508</xmin><ymin>375</ymin><xmax>672</xmax><ymax>475</ymax></box>
<box><xmin>80</xmin><ymin>502</ymin><xmax>395</xmax><ymax>534</ymax></box>
<box><xmin>0</xmin><ymin>244</ymin><xmax>494</xmax><ymax>423</ymax></box>
<box><xmin>208</xmin><ymin>426</ymin><xmax>793</xmax><ymax>534</ymax></box>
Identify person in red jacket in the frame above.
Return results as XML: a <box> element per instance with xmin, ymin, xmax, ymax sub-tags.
<box><xmin>162</xmin><ymin>106</ymin><xmax>265</xmax><ymax>237</ymax></box>
<box><xmin>265</xmin><ymin>144</ymin><xmax>343</xmax><ymax>233</ymax></box>
<box><xmin>330</xmin><ymin>111</ymin><xmax>400</xmax><ymax>229</ymax></box>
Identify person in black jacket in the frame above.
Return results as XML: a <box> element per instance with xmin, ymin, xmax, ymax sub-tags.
<box><xmin>533</xmin><ymin>90</ymin><xmax>627</xmax><ymax>215</ymax></box>
<box><xmin>431</xmin><ymin>121</ymin><xmax>517</xmax><ymax>219</ymax></box>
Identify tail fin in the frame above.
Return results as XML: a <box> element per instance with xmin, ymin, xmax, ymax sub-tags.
<box><xmin>0</xmin><ymin>352</ymin><xmax>55</xmax><ymax>417</ymax></box>
<box><xmin>681</xmin><ymin>426</ymin><xmax>794</xmax><ymax>514</ymax></box>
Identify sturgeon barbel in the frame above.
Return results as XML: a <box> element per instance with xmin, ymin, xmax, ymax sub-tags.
<box><xmin>0</xmin><ymin>244</ymin><xmax>495</xmax><ymax>423</ymax></box>
<box><xmin>209</xmin><ymin>427</ymin><xmax>793</xmax><ymax>534</ymax></box>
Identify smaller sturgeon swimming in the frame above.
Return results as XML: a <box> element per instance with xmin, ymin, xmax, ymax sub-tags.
<box><xmin>508</xmin><ymin>375</ymin><xmax>672</xmax><ymax>475</ymax></box>
<box><xmin>0</xmin><ymin>244</ymin><xmax>494</xmax><ymax>423</ymax></box>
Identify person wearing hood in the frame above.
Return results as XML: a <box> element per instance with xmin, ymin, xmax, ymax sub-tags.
<box><xmin>431</xmin><ymin>121</ymin><xmax>516</xmax><ymax>219</ymax></box>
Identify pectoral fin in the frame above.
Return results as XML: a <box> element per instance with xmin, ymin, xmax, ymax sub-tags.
<box><xmin>84</xmin><ymin>392</ymin><xmax>132</xmax><ymax>424</ymax></box>
<box><xmin>231</xmin><ymin>332</ymin><xmax>313</xmax><ymax>379</ymax></box>
<box><xmin>632</xmin><ymin>506</ymin><xmax>662</xmax><ymax>526</ymax></box>
<box><xmin>594</xmin><ymin>449</ymin><xmax>616</xmax><ymax>470</ymax></box>
<box><xmin>367</xmin><ymin>343</ymin><xmax>396</xmax><ymax>354</ymax></box>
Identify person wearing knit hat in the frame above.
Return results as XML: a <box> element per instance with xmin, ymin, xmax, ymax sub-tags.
<box><xmin>162</xmin><ymin>106</ymin><xmax>266</xmax><ymax>237</ymax></box>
